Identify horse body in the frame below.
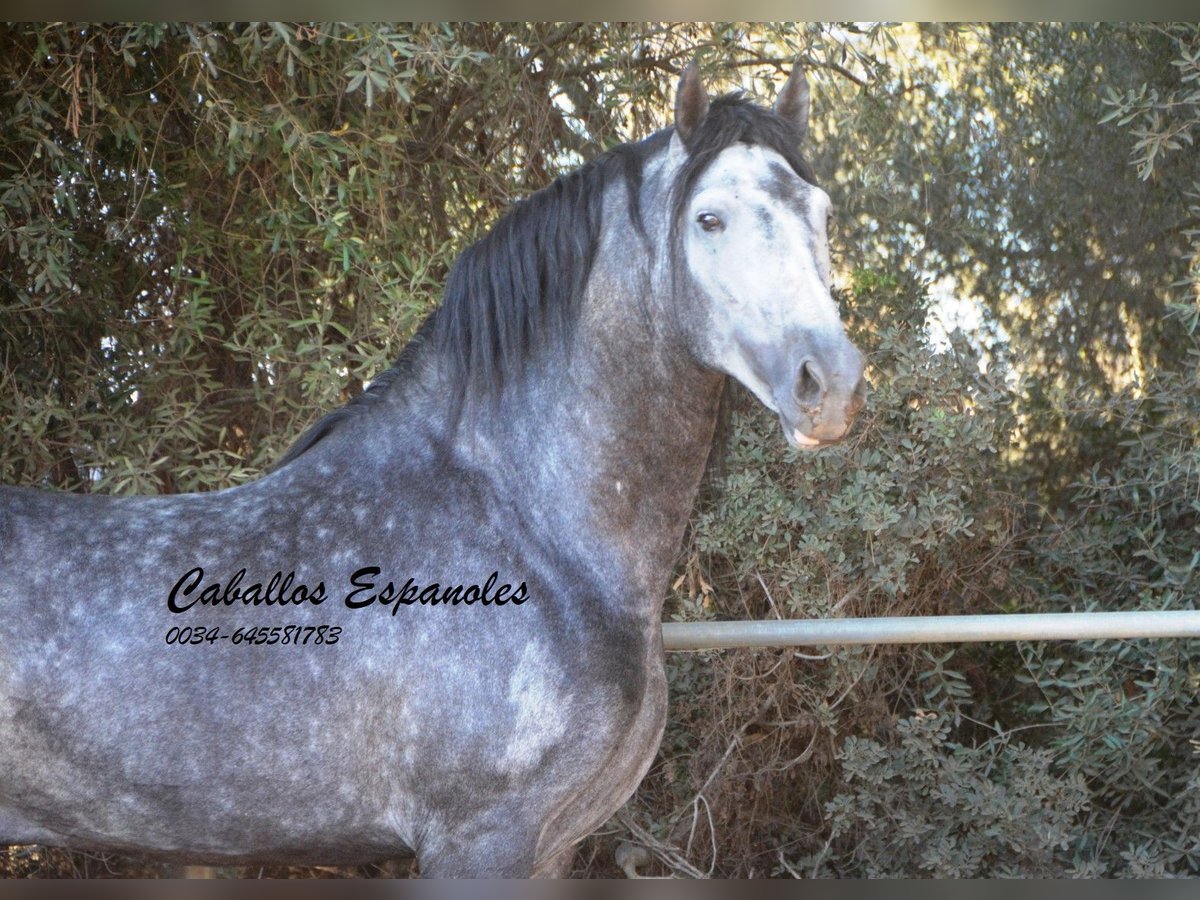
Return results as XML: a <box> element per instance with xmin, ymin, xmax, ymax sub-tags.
<box><xmin>0</xmin><ymin>66</ymin><xmax>865</xmax><ymax>876</ymax></box>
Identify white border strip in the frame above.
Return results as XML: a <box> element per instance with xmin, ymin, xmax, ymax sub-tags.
<box><xmin>662</xmin><ymin>610</ymin><xmax>1200</xmax><ymax>651</ymax></box>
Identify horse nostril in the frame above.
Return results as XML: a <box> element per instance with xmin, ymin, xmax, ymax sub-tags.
<box><xmin>795</xmin><ymin>359</ymin><xmax>825</xmax><ymax>412</ymax></box>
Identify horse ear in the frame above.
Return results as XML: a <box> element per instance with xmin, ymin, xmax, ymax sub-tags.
<box><xmin>773</xmin><ymin>65</ymin><xmax>810</xmax><ymax>143</ymax></box>
<box><xmin>674</xmin><ymin>63</ymin><xmax>710</xmax><ymax>144</ymax></box>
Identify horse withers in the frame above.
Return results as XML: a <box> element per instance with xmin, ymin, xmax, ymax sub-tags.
<box><xmin>0</xmin><ymin>64</ymin><xmax>865</xmax><ymax>877</ymax></box>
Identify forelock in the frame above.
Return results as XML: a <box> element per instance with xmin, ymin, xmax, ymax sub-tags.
<box><xmin>667</xmin><ymin>91</ymin><xmax>816</xmax><ymax>259</ymax></box>
<box><xmin>674</xmin><ymin>92</ymin><xmax>815</xmax><ymax>201</ymax></box>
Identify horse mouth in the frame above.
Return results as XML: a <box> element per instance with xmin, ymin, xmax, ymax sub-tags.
<box><xmin>774</xmin><ymin>365</ymin><xmax>867</xmax><ymax>453</ymax></box>
<box><xmin>785</xmin><ymin>424</ymin><xmax>825</xmax><ymax>452</ymax></box>
<box><xmin>788</xmin><ymin>427</ymin><xmax>823</xmax><ymax>451</ymax></box>
<box><xmin>780</xmin><ymin>414</ymin><xmax>853</xmax><ymax>451</ymax></box>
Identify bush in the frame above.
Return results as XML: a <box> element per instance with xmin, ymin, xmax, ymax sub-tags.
<box><xmin>1012</xmin><ymin>348</ymin><xmax>1200</xmax><ymax>875</ymax></box>
<box><xmin>810</xmin><ymin>711</ymin><xmax>1092</xmax><ymax>878</ymax></box>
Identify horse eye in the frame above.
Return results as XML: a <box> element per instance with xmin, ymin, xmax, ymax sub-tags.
<box><xmin>696</xmin><ymin>212</ymin><xmax>723</xmax><ymax>233</ymax></box>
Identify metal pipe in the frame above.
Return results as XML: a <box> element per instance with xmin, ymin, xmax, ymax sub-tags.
<box><xmin>661</xmin><ymin>610</ymin><xmax>1200</xmax><ymax>651</ymax></box>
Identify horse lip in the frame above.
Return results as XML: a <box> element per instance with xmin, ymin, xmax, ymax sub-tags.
<box><xmin>779</xmin><ymin>413</ymin><xmax>826</xmax><ymax>451</ymax></box>
<box><xmin>780</xmin><ymin>405</ymin><xmax>853</xmax><ymax>451</ymax></box>
<box><xmin>790</xmin><ymin>427</ymin><xmax>822</xmax><ymax>450</ymax></box>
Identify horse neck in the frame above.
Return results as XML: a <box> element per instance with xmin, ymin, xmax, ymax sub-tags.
<box><xmin>457</xmin><ymin>201</ymin><xmax>723</xmax><ymax>611</ymax></box>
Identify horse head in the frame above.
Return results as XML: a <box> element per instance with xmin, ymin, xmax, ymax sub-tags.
<box><xmin>669</xmin><ymin>64</ymin><xmax>867</xmax><ymax>450</ymax></box>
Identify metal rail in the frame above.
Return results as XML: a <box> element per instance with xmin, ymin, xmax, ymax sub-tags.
<box><xmin>661</xmin><ymin>610</ymin><xmax>1200</xmax><ymax>651</ymax></box>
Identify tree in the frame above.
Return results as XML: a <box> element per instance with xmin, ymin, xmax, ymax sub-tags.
<box><xmin>809</xmin><ymin>23</ymin><xmax>1199</xmax><ymax>499</ymax></box>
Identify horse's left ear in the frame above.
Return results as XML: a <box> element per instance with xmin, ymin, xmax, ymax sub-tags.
<box><xmin>773</xmin><ymin>65</ymin><xmax>810</xmax><ymax>143</ymax></box>
<box><xmin>675</xmin><ymin>63</ymin><xmax>710</xmax><ymax>144</ymax></box>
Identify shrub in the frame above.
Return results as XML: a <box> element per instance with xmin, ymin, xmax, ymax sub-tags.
<box><xmin>809</xmin><ymin>710</ymin><xmax>1092</xmax><ymax>877</ymax></box>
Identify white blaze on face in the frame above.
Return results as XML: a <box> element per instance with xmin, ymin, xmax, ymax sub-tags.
<box><xmin>681</xmin><ymin>142</ymin><xmax>841</xmax><ymax>416</ymax></box>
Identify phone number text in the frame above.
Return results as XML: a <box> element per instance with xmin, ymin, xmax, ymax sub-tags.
<box><xmin>164</xmin><ymin>625</ymin><xmax>342</xmax><ymax>646</ymax></box>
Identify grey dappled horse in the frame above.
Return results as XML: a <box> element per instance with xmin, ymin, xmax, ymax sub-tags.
<box><xmin>0</xmin><ymin>66</ymin><xmax>865</xmax><ymax>877</ymax></box>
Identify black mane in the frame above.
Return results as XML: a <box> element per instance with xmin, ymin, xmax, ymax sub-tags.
<box><xmin>430</xmin><ymin>134</ymin><xmax>660</xmax><ymax>410</ymax></box>
<box><xmin>276</xmin><ymin>91</ymin><xmax>812</xmax><ymax>468</ymax></box>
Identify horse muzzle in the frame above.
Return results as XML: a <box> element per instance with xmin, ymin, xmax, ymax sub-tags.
<box><xmin>774</xmin><ymin>336</ymin><xmax>867</xmax><ymax>451</ymax></box>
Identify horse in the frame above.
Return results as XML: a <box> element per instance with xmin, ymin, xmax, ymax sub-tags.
<box><xmin>0</xmin><ymin>64</ymin><xmax>866</xmax><ymax>877</ymax></box>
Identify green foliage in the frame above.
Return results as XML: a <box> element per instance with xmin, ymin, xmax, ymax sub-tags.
<box><xmin>809</xmin><ymin>711</ymin><xmax>1092</xmax><ymax>877</ymax></box>
<box><xmin>997</xmin><ymin>25</ymin><xmax>1200</xmax><ymax>875</ymax></box>
<box><xmin>814</xmin><ymin>24</ymin><xmax>1199</xmax><ymax>502</ymax></box>
<box><xmin>1100</xmin><ymin>24</ymin><xmax>1200</xmax><ymax>181</ymax></box>
<box><xmin>1010</xmin><ymin>356</ymin><xmax>1200</xmax><ymax>874</ymax></box>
